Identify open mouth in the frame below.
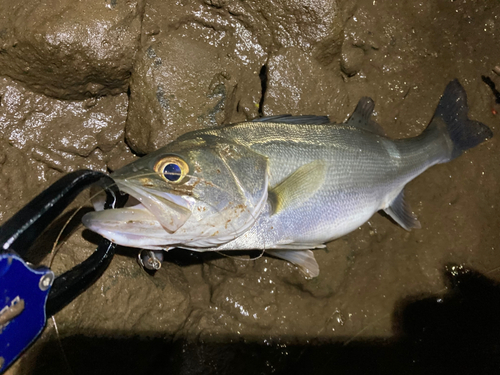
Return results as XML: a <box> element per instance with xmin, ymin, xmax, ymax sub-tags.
<box><xmin>82</xmin><ymin>179</ymin><xmax>192</xmax><ymax>249</ymax></box>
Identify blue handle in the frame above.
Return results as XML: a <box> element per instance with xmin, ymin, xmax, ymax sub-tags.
<box><xmin>0</xmin><ymin>253</ymin><xmax>53</xmax><ymax>371</ymax></box>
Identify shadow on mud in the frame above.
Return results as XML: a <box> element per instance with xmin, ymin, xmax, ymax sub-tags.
<box><xmin>21</xmin><ymin>263</ymin><xmax>500</xmax><ymax>375</ymax></box>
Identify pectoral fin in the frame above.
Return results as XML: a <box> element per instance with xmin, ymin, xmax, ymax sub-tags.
<box><xmin>384</xmin><ymin>189</ymin><xmax>421</xmax><ymax>230</ymax></box>
<box><xmin>269</xmin><ymin>160</ymin><xmax>326</xmax><ymax>215</ymax></box>
<box><xmin>266</xmin><ymin>249</ymin><xmax>320</xmax><ymax>278</ymax></box>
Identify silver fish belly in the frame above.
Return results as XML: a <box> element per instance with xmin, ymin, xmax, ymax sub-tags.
<box><xmin>83</xmin><ymin>80</ymin><xmax>492</xmax><ymax>277</ymax></box>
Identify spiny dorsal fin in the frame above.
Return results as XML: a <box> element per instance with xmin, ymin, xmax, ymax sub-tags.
<box><xmin>384</xmin><ymin>189</ymin><xmax>421</xmax><ymax>230</ymax></box>
<box><xmin>266</xmin><ymin>249</ymin><xmax>320</xmax><ymax>277</ymax></box>
<box><xmin>252</xmin><ymin>114</ymin><xmax>331</xmax><ymax>125</ymax></box>
<box><xmin>269</xmin><ymin>160</ymin><xmax>326</xmax><ymax>215</ymax></box>
<box><xmin>346</xmin><ymin>97</ymin><xmax>386</xmax><ymax>136</ymax></box>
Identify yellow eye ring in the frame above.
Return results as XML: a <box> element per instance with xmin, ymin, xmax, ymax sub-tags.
<box><xmin>154</xmin><ymin>156</ymin><xmax>189</xmax><ymax>183</ymax></box>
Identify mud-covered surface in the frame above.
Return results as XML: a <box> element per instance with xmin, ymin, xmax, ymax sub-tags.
<box><xmin>2</xmin><ymin>0</ymin><xmax>500</xmax><ymax>374</ymax></box>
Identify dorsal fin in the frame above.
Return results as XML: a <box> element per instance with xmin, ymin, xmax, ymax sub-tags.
<box><xmin>346</xmin><ymin>97</ymin><xmax>386</xmax><ymax>136</ymax></box>
<box><xmin>252</xmin><ymin>114</ymin><xmax>331</xmax><ymax>125</ymax></box>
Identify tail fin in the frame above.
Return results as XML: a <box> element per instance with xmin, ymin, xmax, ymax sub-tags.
<box><xmin>430</xmin><ymin>80</ymin><xmax>492</xmax><ymax>160</ymax></box>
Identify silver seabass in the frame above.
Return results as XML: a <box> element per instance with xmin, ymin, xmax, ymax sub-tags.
<box><xmin>83</xmin><ymin>81</ymin><xmax>492</xmax><ymax>277</ymax></box>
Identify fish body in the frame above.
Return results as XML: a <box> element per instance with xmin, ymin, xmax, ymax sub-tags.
<box><xmin>83</xmin><ymin>81</ymin><xmax>492</xmax><ymax>276</ymax></box>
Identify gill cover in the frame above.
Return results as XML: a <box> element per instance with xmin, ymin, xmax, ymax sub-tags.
<box><xmin>177</xmin><ymin>134</ymin><xmax>270</xmax><ymax>238</ymax></box>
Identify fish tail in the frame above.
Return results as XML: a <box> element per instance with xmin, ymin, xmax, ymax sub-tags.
<box><xmin>426</xmin><ymin>79</ymin><xmax>493</xmax><ymax>162</ymax></box>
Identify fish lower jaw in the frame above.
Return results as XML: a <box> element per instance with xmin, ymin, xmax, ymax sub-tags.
<box><xmin>81</xmin><ymin>223</ymin><xmax>170</xmax><ymax>249</ymax></box>
<box><xmin>81</xmin><ymin>199</ymin><xmax>263</xmax><ymax>250</ymax></box>
<box><xmin>82</xmin><ymin>213</ymin><xmax>231</xmax><ymax>250</ymax></box>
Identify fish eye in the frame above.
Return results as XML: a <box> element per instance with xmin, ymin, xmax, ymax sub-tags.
<box><xmin>163</xmin><ymin>163</ymin><xmax>182</xmax><ymax>181</ymax></box>
<box><xmin>154</xmin><ymin>156</ymin><xmax>189</xmax><ymax>184</ymax></box>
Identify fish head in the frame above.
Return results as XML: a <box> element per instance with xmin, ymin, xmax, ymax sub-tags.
<box><xmin>83</xmin><ymin>133</ymin><xmax>269</xmax><ymax>249</ymax></box>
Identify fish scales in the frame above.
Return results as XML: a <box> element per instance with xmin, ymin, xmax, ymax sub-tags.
<box><xmin>194</xmin><ymin>123</ymin><xmax>439</xmax><ymax>241</ymax></box>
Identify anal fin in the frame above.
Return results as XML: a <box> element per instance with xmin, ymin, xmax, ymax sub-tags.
<box><xmin>266</xmin><ymin>249</ymin><xmax>320</xmax><ymax>278</ymax></box>
<box><xmin>384</xmin><ymin>189</ymin><xmax>421</xmax><ymax>230</ymax></box>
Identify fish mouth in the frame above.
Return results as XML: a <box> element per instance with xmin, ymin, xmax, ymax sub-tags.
<box><xmin>82</xmin><ymin>179</ymin><xmax>191</xmax><ymax>249</ymax></box>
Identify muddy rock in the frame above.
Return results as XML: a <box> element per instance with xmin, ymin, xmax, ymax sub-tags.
<box><xmin>201</xmin><ymin>257</ymin><xmax>279</xmax><ymax>330</ymax></box>
<box><xmin>263</xmin><ymin>47</ymin><xmax>348</xmax><ymax>116</ymax></box>
<box><xmin>126</xmin><ymin>1</ymin><xmax>267</xmax><ymax>153</ymax></box>
<box><xmin>126</xmin><ymin>33</ymin><xmax>264</xmax><ymax>154</ymax></box>
<box><xmin>125</xmin><ymin>0</ymin><xmax>344</xmax><ymax>153</ymax></box>
<box><xmin>0</xmin><ymin>77</ymin><xmax>129</xmax><ymax>226</ymax></box>
<box><xmin>340</xmin><ymin>43</ymin><xmax>365</xmax><ymax>76</ymax></box>
<box><xmin>49</xmin><ymin>229</ymin><xmax>191</xmax><ymax>335</ymax></box>
<box><xmin>0</xmin><ymin>140</ymin><xmax>43</xmax><ymax>223</ymax></box>
<box><xmin>210</xmin><ymin>275</ymin><xmax>279</xmax><ymax>330</ymax></box>
<box><xmin>0</xmin><ymin>0</ymin><xmax>143</xmax><ymax>99</ymax></box>
<box><xmin>0</xmin><ymin>77</ymin><xmax>128</xmax><ymax>175</ymax></box>
<box><xmin>216</xmin><ymin>0</ymin><xmax>343</xmax><ymax>52</ymax></box>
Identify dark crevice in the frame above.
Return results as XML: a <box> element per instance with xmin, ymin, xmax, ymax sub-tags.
<box><xmin>482</xmin><ymin>75</ymin><xmax>500</xmax><ymax>104</ymax></box>
<box><xmin>258</xmin><ymin>64</ymin><xmax>267</xmax><ymax>117</ymax></box>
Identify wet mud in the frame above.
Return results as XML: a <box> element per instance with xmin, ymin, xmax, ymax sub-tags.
<box><xmin>1</xmin><ymin>0</ymin><xmax>500</xmax><ymax>374</ymax></box>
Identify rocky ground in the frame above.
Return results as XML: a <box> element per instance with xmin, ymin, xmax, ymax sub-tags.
<box><xmin>2</xmin><ymin>0</ymin><xmax>500</xmax><ymax>374</ymax></box>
